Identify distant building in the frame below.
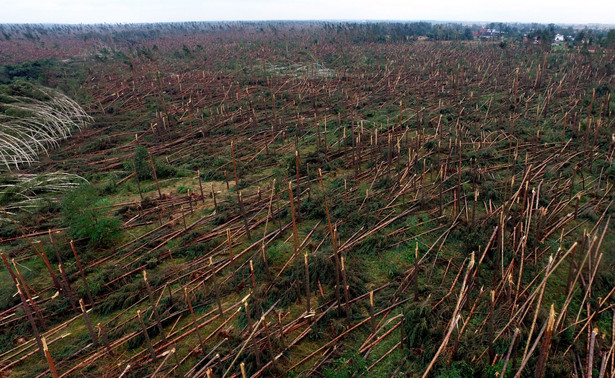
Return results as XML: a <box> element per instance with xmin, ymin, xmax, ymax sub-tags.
<box><xmin>554</xmin><ymin>34</ymin><xmax>565</xmax><ymax>43</ymax></box>
<box><xmin>523</xmin><ymin>35</ymin><xmax>540</xmax><ymax>44</ymax></box>
<box><xmin>476</xmin><ymin>28</ymin><xmax>504</xmax><ymax>41</ymax></box>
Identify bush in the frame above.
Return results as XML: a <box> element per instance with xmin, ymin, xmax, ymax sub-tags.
<box><xmin>132</xmin><ymin>145</ymin><xmax>177</xmax><ymax>181</ymax></box>
<box><xmin>0</xmin><ymin>59</ymin><xmax>57</xmax><ymax>85</ymax></box>
<box><xmin>133</xmin><ymin>145</ymin><xmax>152</xmax><ymax>180</ymax></box>
<box><xmin>61</xmin><ymin>184</ymin><xmax>121</xmax><ymax>248</ymax></box>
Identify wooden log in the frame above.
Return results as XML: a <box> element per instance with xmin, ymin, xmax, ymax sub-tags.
<box><xmin>261</xmin><ymin>245</ymin><xmax>271</xmax><ymax>282</ymax></box>
<box><xmin>522</xmin><ymin>256</ymin><xmax>554</xmax><ymax>361</ymax></box>
<box><xmin>222</xmin><ymin>299</ymin><xmax>280</xmax><ymax>377</ymax></box>
<box><xmin>304</xmin><ymin>253</ymin><xmax>311</xmax><ymax>314</ymax></box>
<box><xmin>287</xmin><ymin>296</ymin><xmax>409</xmax><ymax>371</ymax></box>
<box><xmin>288</xmin><ymin>181</ymin><xmax>302</xmax><ymax>302</ymax></box>
<box><xmin>295</xmin><ymin>150</ymin><xmax>301</xmax><ymax>221</ymax></box>
<box><xmin>360</xmin><ymin>319</ymin><xmax>404</xmax><ymax>355</ymax></box>
<box><xmin>244</xmin><ymin>300</ymin><xmax>261</xmax><ymax>368</ymax></box>
<box><xmin>0</xmin><ymin>228</ymin><xmax>66</xmax><ymax>244</ymax></box>
<box><xmin>227</xmin><ymin>141</ymin><xmax>252</xmax><ymax>236</ymax></box>
<box><xmin>340</xmin><ymin>256</ymin><xmax>351</xmax><ymax>324</ymax></box>
<box><xmin>11</xmin><ymin>258</ymin><xmax>44</xmax><ymax>327</ymax></box>
<box><xmin>209</xmin><ymin>257</ymin><xmax>225</xmax><ymax>317</ymax></box>
<box><xmin>262</xmin><ymin>315</ymin><xmax>276</xmax><ymax>368</ymax></box>
<box><xmin>184</xmin><ymin>339</ymin><xmax>226</xmax><ymax>377</ymax></box>
<box><xmin>515</xmin><ymin>309</ymin><xmax>559</xmax><ymax>376</ymax></box>
<box><xmin>143</xmin><ymin>270</ymin><xmax>167</xmax><ymax>343</ymax></box>
<box><xmin>118</xmin><ymin>364</ymin><xmax>130</xmax><ymax>378</ymax></box>
<box><xmin>16</xmin><ymin>283</ymin><xmax>44</xmax><ymax>358</ymax></box>
<box><xmin>151</xmin><ymin>348</ymin><xmax>175</xmax><ymax>377</ymax></box>
<box><xmin>42</xmin><ymin>336</ymin><xmax>59</xmax><ymax>378</ymax></box>
<box><xmin>488</xmin><ymin>290</ymin><xmax>496</xmax><ymax>362</ymax></box>
<box><xmin>238</xmin><ymin>192</ymin><xmax>251</xmax><ymax>240</ymax></box>
<box><xmin>137</xmin><ymin>309</ymin><xmax>156</xmax><ymax>362</ymax></box>
<box><xmin>318</xmin><ymin>169</ymin><xmax>342</xmax><ymax>309</ymax></box>
<box><xmin>197</xmin><ymin>170</ymin><xmax>205</xmax><ymax>203</ymax></box>
<box><xmin>97</xmin><ymin>323</ymin><xmax>114</xmax><ymax>356</ymax></box>
<box><xmin>227</xmin><ymin>229</ymin><xmax>237</xmax><ymax>286</ymax></box>
<box><xmin>184</xmin><ymin>287</ymin><xmax>205</xmax><ymax>354</ymax></box>
<box><xmin>58</xmin><ymin>263</ymin><xmax>77</xmax><ymax>311</ymax></box>
<box><xmin>211</xmin><ymin>183</ymin><xmax>218</xmax><ymax>211</ymax></box>
<box><xmin>369</xmin><ymin>291</ymin><xmax>375</xmax><ymax>333</ymax></box>
<box><xmin>35</xmin><ymin>242</ymin><xmax>62</xmax><ymax>293</ymax></box>
<box><xmin>535</xmin><ymin>305</ymin><xmax>556</xmax><ymax>378</ymax></box>
<box><xmin>278</xmin><ymin>311</ymin><xmax>286</xmax><ymax>348</ymax></box>
<box><xmin>48</xmin><ymin>230</ymin><xmax>63</xmax><ymax>266</ymax></box>
<box><xmin>500</xmin><ymin>328</ymin><xmax>520</xmax><ymax>377</ymax></box>
<box><xmin>80</xmin><ymin>299</ymin><xmax>98</xmax><ymax>348</ymax></box>
<box><xmin>70</xmin><ymin>240</ymin><xmax>94</xmax><ymax>306</ymax></box>
<box><xmin>422</xmin><ymin>254</ymin><xmax>474</xmax><ymax>378</ymax></box>
<box><xmin>588</xmin><ymin>327</ymin><xmax>598</xmax><ymax>378</ymax></box>
<box><xmin>249</xmin><ymin>260</ymin><xmax>256</xmax><ymax>290</ymax></box>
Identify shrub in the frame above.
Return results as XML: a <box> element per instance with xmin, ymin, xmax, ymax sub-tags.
<box><xmin>132</xmin><ymin>145</ymin><xmax>177</xmax><ymax>181</ymax></box>
<box><xmin>61</xmin><ymin>184</ymin><xmax>121</xmax><ymax>248</ymax></box>
<box><xmin>133</xmin><ymin>145</ymin><xmax>152</xmax><ymax>180</ymax></box>
<box><xmin>177</xmin><ymin>185</ymin><xmax>190</xmax><ymax>194</ymax></box>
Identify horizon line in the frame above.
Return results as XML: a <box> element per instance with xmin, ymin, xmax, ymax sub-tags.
<box><xmin>1</xmin><ymin>20</ymin><xmax>614</xmax><ymax>27</ymax></box>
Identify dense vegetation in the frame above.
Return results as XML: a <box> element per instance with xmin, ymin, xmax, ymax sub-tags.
<box><xmin>0</xmin><ymin>21</ymin><xmax>614</xmax><ymax>377</ymax></box>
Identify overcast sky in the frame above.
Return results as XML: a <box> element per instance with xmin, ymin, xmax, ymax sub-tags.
<box><xmin>1</xmin><ymin>0</ymin><xmax>614</xmax><ymax>25</ymax></box>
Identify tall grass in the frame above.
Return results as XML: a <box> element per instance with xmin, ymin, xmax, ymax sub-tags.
<box><xmin>0</xmin><ymin>84</ymin><xmax>92</xmax><ymax>171</ymax></box>
<box><xmin>0</xmin><ymin>83</ymin><xmax>92</xmax><ymax>220</ymax></box>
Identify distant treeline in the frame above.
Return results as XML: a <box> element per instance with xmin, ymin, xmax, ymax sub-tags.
<box><xmin>323</xmin><ymin>22</ymin><xmax>473</xmax><ymax>42</ymax></box>
<box><xmin>0</xmin><ymin>21</ymin><xmax>613</xmax><ymax>46</ymax></box>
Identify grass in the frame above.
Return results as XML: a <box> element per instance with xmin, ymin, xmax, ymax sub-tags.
<box><xmin>0</xmin><ymin>22</ymin><xmax>614</xmax><ymax>378</ymax></box>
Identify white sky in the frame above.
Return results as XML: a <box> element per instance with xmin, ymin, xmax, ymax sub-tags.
<box><xmin>1</xmin><ymin>0</ymin><xmax>614</xmax><ymax>25</ymax></box>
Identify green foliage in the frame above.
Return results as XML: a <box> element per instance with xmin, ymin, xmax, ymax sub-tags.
<box><xmin>133</xmin><ymin>145</ymin><xmax>152</xmax><ymax>180</ymax></box>
<box><xmin>0</xmin><ymin>59</ymin><xmax>57</xmax><ymax>85</ymax></box>
<box><xmin>322</xmin><ymin>351</ymin><xmax>368</xmax><ymax>377</ymax></box>
<box><xmin>435</xmin><ymin>361</ymin><xmax>475</xmax><ymax>377</ymax></box>
<box><xmin>354</xmin><ymin>233</ymin><xmax>388</xmax><ymax>256</ymax></box>
<box><xmin>403</xmin><ymin>303</ymin><xmax>432</xmax><ymax>350</ymax></box>
<box><xmin>131</xmin><ymin>145</ymin><xmax>177</xmax><ymax>181</ymax></box>
<box><xmin>61</xmin><ymin>183</ymin><xmax>121</xmax><ymax>248</ymax></box>
<box><xmin>100</xmin><ymin>279</ymin><xmax>145</xmax><ymax>315</ymax></box>
<box><xmin>309</xmin><ymin>251</ymin><xmax>336</xmax><ymax>287</ymax></box>
<box><xmin>0</xmin><ymin>322</ymin><xmax>31</xmax><ymax>355</ymax></box>
<box><xmin>266</xmin><ymin>241</ymin><xmax>292</xmax><ymax>265</ymax></box>
<box><xmin>0</xmin><ymin>281</ymin><xmax>19</xmax><ymax>312</ymax></box>
<box><xmin>300</xmin><ymin>192</ymin><xmax>327</xmax><ymax>219</ymax></box>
